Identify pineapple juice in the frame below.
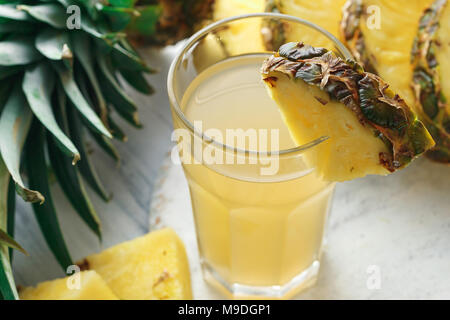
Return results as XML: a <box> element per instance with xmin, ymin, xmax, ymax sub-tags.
<box><xmin>177</xmin><ymin>54</ymin><xmax>335</xmax><ymax>296</ymax></box>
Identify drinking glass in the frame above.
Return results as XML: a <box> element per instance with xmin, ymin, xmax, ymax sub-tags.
<box><xmin>168</xmin><ymin>13</ymin><xmax>352</xmax><ymax>299</ymax></box>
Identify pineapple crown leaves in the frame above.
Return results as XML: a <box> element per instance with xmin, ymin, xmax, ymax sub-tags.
<box><xmin>411</xmin><ymin>0</ymin><xmax>450</xmax><ymax>163</ymax></box>
<box><xmin>262</xmin><ymin>42</ymin><xmax>435</xmax><ymax>172</ymax></box>
<box><xmin>0</xmin><ymin>0</ymin><xmax>154</xmax><ymax>294</ymax></box>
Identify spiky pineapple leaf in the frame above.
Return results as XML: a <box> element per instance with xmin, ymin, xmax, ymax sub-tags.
<box><xmin>0</xmin><ymin>229</ymin><xmax>27</xmax><ymax>255</ymax></box>
<box><xmin>119</xmin><ymin>69</ymin><xmax>154</xmax><ymax>95</ymax></box>
<box><xmin>107</xmin><ymin>114</ymin><xmax>127</xmax><ymax>142</ymax></box>
<box><xmin>73</xmin><ymin>0</ymin><xmax>99</xmax><ymax>20</ymax></box>
<box><xmin>0</xmin><ymin>65</ymin><xmax>23</xmax><ymax>81</ymax></box>
<box><xmin>26</xmin><ymin>123</ymin><xmax>73</xmax><ymax>270</ymax></box>
<box><xmin>35</xmin><ymin>28</ymin><xmax>72</xmax><ymax>61</ymax></box>
<box><xmin>53</xmin><ymin>62</ymin><xmax>112</xmax><ymax>138</ymax></box>
<box><xmin>89</xmin><ymin>128</ymin><xmax>121</xmax><ymax>162</ymax></box>
<box><xmin>6</xmin><ymin>178</ymin><xmax>14</xmax><ymax>261</ymax></box>
<box><xmin>97</xmin><ymin>54</ymin><xmax>137</xmax><ymax>113</ymax></box>
<box><xmin>18</xmin><ymin>3</ymin><xmax>67</xmax><ymax>29</ymax></box>
<box><xmin>71</xmin><ymin>31</ymin><xmax>108</xmax><ymax>126</ymax></box>
<box><xmin>0</xmin><ymin>36</ymin><xmax>42</xmax><ymax>66</ymax></box>
<box><xmin>0</xmin><ymin>4</ymin><xmax>33</xmax><ymax>21</ymax></box>
<box><xmin>67</xmin><ymin>105</ymin><xmax>110</xmax><ymax>202</ymax></box>
<box><xmin>49</xmin><ymin>87</ymin><xmax>102</xmax><ymax>239</ymax></box>
<box><xmin>0</xmin><ymin>158</ymin><xmax>17</xmax><ymax>300</ymax></box>
<box><xmin>0</xmin><ymin>84</ymin><xmax>44</xmax><ymax>203</ymax></box>
<box><xmin>111</xmin><ymin>43</ymin><xmax>152</xmax><ymax>73</ymax></box>
<box><xmin>0</xmin><ymin>20</ymin><xmax>37</xmax><ymax>33</ymax></box>
<box><xmin>96</xmin><ymin>4</ymin><xmax>135</xmax><ymax>32</ymax></box>
<box><xmin>23</xmin><ymin>62</ymin><xmax>80</xmax><ymax>163</ymax></box>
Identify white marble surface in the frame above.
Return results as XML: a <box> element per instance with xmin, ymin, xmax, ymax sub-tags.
<box><xmin>150</xmin><ymin>155</ymin><xmax>450</xmax><ymax>300</ymax></box>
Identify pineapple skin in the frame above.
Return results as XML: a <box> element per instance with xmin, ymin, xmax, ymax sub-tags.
<box><xmin>411</xmin><ymin>0</ymin><xmax>450</xmax><ymax>163</ymax></box>
<box><xmin>78</xmin><ymin>228</ymin><xmax>192</xmax><ymax>300</ymax></box>
<box><xmin>261</xmin><ymin>42</ymin><xmax>434</xmax><ymax>181</ymax></box>
<box><xmin>340</xmin><ymin>0</ymin><xmax>435</xmax><ymax>106</ymax></box>
<box><xmin>19</xmin><ymin>271</ymin><xmax>118</xmax><ymax>300</ymax></box>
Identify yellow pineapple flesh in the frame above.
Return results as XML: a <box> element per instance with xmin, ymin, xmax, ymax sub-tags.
<box><xmin>341</xmin><ymin>0</ymin><xmax>435</xmax><ymax>107</ymax></box>
<box><xmin>79</xmin><ymin>228</ymin><xmax>192</xmax><ymax>300</ymax></box>
<box><xmin>212</xmin><ymin>0</ymin><xmax>266</xmax><ymax>54</ymax></box>
<box><xmin>278</xmin><ymin>0</ymin><xmax>348</xmax><ymax>48</ymax></box>
<box><xmin>19</xmin><ymin>271</ymin><xmax>118</xmax><ymax>300</ymax></box>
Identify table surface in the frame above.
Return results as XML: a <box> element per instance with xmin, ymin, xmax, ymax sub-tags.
<box><xmin>13</xmin><ymin>46</ymin><xmax>450</xmax><ymax>300</ymax></box>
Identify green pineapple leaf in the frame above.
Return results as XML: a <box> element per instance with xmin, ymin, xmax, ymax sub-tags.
<box><xmin>53</xmin><ymin>61</ymin><xmax>112</xmax><ymax>138</ymax></box>
<box><xmin>119</xmin><ymin>68</ymin><xmax>154</xmax><ymax>95</ymax></box>
<box><xmin>0</xmin><ymin>36</ymin><xmax>42</xmax><ymax>66</ymax></box>
<box><xmin>0</xmin><ymin>84</ymin><xmax>45</xmax><ymax>203</ymax></box>
<box><xmin>18</xmin><ymin>3</ymin><xmax>67</xmax><ymax>29</ymax></box>
<box><xmin>0</xmin><ymin>66</ymin><xmax>24</xmax><ymax>81</ymax></box>
<box><xmin>71</xmin><ymin>31</ymin><xmax>108</xmax><ymax>126</ymax></box>
<box><xmin>49</xmin><ymin>86</ymin><xmax>102</xmax><ymax>239</ymax></box>
<box><xmin>0</xmin><ymin>4</ymin><xmax>33</xmax><ymax>21</ymax></box>
<box><xmin>67</xmin><ymin>105</ymin><xmax>111</xmax><ymax>202</ymax></box>
<box><xmin>35</xmin><ymin>28</ymin><xmax>72</xmax><ymax>61</ymax></box>
<box><xmin>6</xmin><ymin>179</ymin><xmax>15</xmax><ymax>261</ymax></box>
<box><xmin>23</xmin><ymin>62</ymin><xmax>80</xmax><ymax>163</ymax></box>
<box><xmin>0</xmin><ymin>158</ymin><xmax>18</xmax><ymax>300</ymax></box>
<box><xmin>0</xmin><ymin>229</ymin><xmax>27</xmax><ymax>256</ymax></box>
<box><xmin>89</xmin><ymin>128</ymin><xmax>121</xmax><ymax>161</ymax></box>
<box><xmin>26</xmin><ymin>123</ymin><xmax>73</xmax><ymax>270</ymax></box>
<box><xmin>97</xmin><ymin>54</ymin><xmax>137</xmax><ymax>113</ymax></box>
<box><xmin>107</xmin><ymin>114</ymin><xmax>128</xmax><ymax>142</ymax></box>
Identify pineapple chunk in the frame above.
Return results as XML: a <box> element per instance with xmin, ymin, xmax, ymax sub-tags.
<box><xmin>79</xmin><ymin>228</ymin><xmax>192</xmax><ymax>300</ymax></box>
<box><xmin>19</xmin><ymin>271</ymin><xmax>118</xmax><ymax>300</ymax></box>
<box><xmin>261</xmin><ymin>42</ymin><xmax>434</xmax><ymax>181</ymax></box>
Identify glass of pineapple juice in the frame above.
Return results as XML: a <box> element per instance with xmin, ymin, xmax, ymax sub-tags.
<box><xmin>168</xmin><ymin>13</ymin><xmax>352</xmax><ymax>299</ymax></box>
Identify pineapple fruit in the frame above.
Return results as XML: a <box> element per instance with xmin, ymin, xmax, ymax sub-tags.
<box><xmin>270</xmin><ymin>0</ymin><xmax>348</xmax><ymax>49</ymax></box>
<box><xmin>340</xmin><ymin>0</ymin><xmax>450</xmax><ymax>163</ymax></box>
<box><xmin>212</xmin><ymin>0</ymin><xmax>266</xmax><ymax>55</ymax></box>
<box><xmin>19</xmin><ymin>271</ymin><xmax>118</xmax><ymax>300</ymax></box>
<box><xmin>411</xmin><ymin>0</ymin><xmax>450</xmax><ymax>163</ymax></box>
<box><xmin>340</xmin><ymin>0</ymin><xmax>434</xmax><ymax>105</ymax></box>
<box><xmin>78</xmin><ymin>228</ymin><xmax>192</xmax><ymax>300</ymax></box>
<box><xmin>261</xmin><ymin>42</ymin><xmax>434</xmax><ymax>181</ymax></box>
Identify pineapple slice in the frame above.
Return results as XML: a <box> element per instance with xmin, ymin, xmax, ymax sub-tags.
<box><xmin>274</xmin><ymin>0</ymin><xmax>348</xmax><ymax>48</ymax></box>
<box><xmin>261</xmin><ymin>42</ymin><xmax>434</xmax><ymax>181</ymax></box>
<box><xmin>340</xmin><ymin>0</ymin><xmax>434</xmax><ymax>106</ymax></box>
<box><xmin>411</xmin><ymin>0</ymin><xmax>450</xmax><ymax>163</ymax></box>
<box><xmin>213</xmin><ymin>0</ymin><xmax>266</xmax><ymax>54</ymax></box>
<box><xmin>19</xmin><ymin>271</ymin><xmax>118</xmax><ymax>300</ymax></box>
<box><xmin>78</xmin><ymin>228</ymin><xmax>192</xmax><ymax>300</ymax></box>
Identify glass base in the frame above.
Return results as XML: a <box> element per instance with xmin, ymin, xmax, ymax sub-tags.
<box><xmin>201</xmin><ymin>260</ymin><xmax>320</xmax><ymax>299</ymax></box>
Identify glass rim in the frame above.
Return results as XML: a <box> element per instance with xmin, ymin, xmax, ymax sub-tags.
<box><xmin>167</xmin><ymin>13</ymin><xmax>353</xmax><ymax>157</ymax></box>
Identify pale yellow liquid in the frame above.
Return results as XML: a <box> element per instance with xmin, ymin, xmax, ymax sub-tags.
<box><xmin>178</xmin><ymin>55</ymin><xmax>335</xmax><ymax>296</ymax></box>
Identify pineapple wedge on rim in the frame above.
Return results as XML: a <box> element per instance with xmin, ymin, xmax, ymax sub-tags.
<box><xmin>261</xmin><ymin>42</ymin><xmax>435</xmax><ymax>181</ymax></box>
<box><xmin>78</xmin><ymin>228</ymin><xmax>192</xmax><ymax>300</ymax></box>
<box><xmin>19</xmin><ymin>271</ymin><xmax>118</xmax><ymax>300</ymax></box>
